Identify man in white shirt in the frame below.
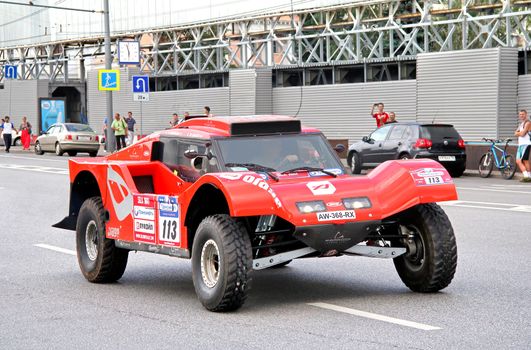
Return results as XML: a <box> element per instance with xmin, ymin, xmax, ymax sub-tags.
<box><xmin>0</xmin><ymin>116</ymin><xmax>17</xmax><ymax>153</ymax></box>
<box><xmin>514</xmin><ymin>109</ymin><xmax>531</xmax><ymax>182</ymax></box>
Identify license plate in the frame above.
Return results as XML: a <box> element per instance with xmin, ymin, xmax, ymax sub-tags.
<box><xmin>438</xmin><ymin>156</ymin><xmax>455</xmax><ymax>161</ymax></box>
<box><xmin>78</xmin><ymin>136</ymin><xmax>91</xmax><ymax>141</ymax></box>
<box><xmin>316</xmin><ymin>210</ymin><xmax>356</xmax><ymax>222</ymax></box>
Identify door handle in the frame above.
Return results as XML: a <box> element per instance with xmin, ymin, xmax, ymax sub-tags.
<box><xmin>398</xmin><ymin>142</ymin><xmax>402</xmax><ymax>146</ymax></box>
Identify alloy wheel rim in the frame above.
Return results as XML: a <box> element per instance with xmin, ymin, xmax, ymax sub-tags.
<box><xmin>85</xmin><ymin>220</ymin><xmax>98</xmax><ymax>261</ymax></box>
<box><xmin>200</xmin><ymin>239</ymin><xmax>220</xmax><ymax>288</ymax></box>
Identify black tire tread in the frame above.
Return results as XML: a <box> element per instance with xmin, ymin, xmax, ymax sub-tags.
<box><xmin>195</xmin><ymin>214</ymin><xmax>252</xmax><ymax>312</ymax></box>
<box><xmin>77</xmin><ymin>197</ymin><xmax>128</xmax><ymax>283</ymax></box>
<box><xmin>349</xmin><ymin>152</ymin><xmax>362</xmax><ymax>174</ymax></box>
<box><xmin>395</xmin><ymin>203</ymin><xmax>457</xmax><ymax>292</ymax></box>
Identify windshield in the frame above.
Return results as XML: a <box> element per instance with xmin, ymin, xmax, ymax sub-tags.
<box><xmin>420</xmin><ymin>125</ymin><xmax>460</xmax><ymax>140</ymax></box>
<box><xmin>216</xmin><ymin>134</ymin><xmax>344</xmax><ymax>174</ymax></box>
<box><xmin>65</xmin><ymin>124</ymin><xmax>94</xmax><ymax>133</ymax></box>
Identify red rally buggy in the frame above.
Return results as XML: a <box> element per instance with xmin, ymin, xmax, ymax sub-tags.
<box><xmin>55</xmin><ymin>115</ymin><xmax>458</xmax><ymax>311</ymax></box>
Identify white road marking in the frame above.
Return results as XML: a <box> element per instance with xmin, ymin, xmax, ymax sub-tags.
<box><xmin>0</xmin><ymin>154</ymin><xmax>68</xmax><ymax>163</ymax></box>
<box><xmin>34</xmin><ymin>243</ymin><xmax>76</xmax><ymax>256</ymax></box>
<box><xmin>457</xmin><ymin>186</ymin><xmax>531</xmax><ymax>195</ymax></box>
<box><xmin>442</xmin><ymin>200</ymin><xmax>531</xmax><ymax>213</ymax></box>
<box><xmin>0</xmin><ymin>163</ymin><xmax>68</xmax><ymax>175</ymax></box>
<box><xmin>308</xmin><ymin>302</ymin><xmax>441</xmax><ymax>331</ymax></box>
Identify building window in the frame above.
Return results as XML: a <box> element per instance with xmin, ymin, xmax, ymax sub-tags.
<box><xmin>367</xmin><ymin>63</ymin><xmax>399</xmax><ymax>82</ymax></box>
<box><xmin>336</xmin><ymin>65</ymin><xmax>364</xmax><ymax>84</ymax></box>
<box><xmin>307</xmin><ymin>68</ymin><xmax>333</xmax><ymax>85</ymax></box>
<box><xmin>400</xmin><ymin>61</ymin><xmax>416</xmax><ymax>80</ymax></box>
<box><xmin>274</xmin><ymin>70</ymin><xmax>304</xmax><ymax>87</ymax></box>
<box><xmin>518</xmin><ymin>51</ymin><xmax>530</xmax><ymax>75</ymax></box>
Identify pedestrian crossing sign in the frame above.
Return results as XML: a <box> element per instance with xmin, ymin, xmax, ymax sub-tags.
<box><xmin>98</xmin><ymin>69</ymin><xmax>120</xmax><ymax>91</ymax></box>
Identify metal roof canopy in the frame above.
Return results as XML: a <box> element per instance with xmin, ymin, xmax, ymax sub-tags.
<box><xmin>1</xmin><ymin>0</ymin><xmax>530</xmax><ymax>82</ymax></box>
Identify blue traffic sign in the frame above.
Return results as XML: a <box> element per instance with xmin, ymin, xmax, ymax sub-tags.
<box><xmin>132</xmin><ymin>75</ymin><xmax>149</xmax><ymax>93</ymax></box>
<box><xmin>4</xmin><ymin>65</ymin><xmax>17</xmax><ymax>79</ymax></box>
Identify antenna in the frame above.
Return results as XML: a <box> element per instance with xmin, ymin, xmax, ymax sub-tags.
<box><xmin>431</xmin><ymin>109</ymin><xmax>439</xmax><ymax>124</ymax></box>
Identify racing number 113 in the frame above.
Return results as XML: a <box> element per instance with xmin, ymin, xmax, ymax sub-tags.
<box><xmin>161</xmin><ymin>219</ymin><xmax>178</xmax><ymax>240</ymax></box>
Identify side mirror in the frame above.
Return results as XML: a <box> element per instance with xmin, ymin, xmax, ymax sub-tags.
<box><xmin>333</xmin><ymin>144</ymin><xmax>346</xmax><ymax>153</ymax></box>
<box><xmin>362</xmin><ymin>136</ymin><xmax>369</xmax><ymax>142</ymax></box>
<box><xmin>184</xmin><ymin>149</ymin><xmax>198</xmax><ymax>159</ymax></box>
<box><xmin>191</xmin><ymin>157</ymin><xmax>203</xmax><ymax>170</ymax></box>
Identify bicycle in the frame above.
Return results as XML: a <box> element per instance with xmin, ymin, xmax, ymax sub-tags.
<box><xmin>478</xmin><ymin>138</ymin><xmax>517</xmax><ymax>179</ymax></box>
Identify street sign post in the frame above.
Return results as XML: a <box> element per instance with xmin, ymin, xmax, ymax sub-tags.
<box><xmin>98</xmin><ymin>69</ymin><xmax>120</xmax><ymax>91</ymax></box>
<box><xmin>4</xmin><ymin>65</ymin><xmax>17</xmax><ymax>79</ymax></box>
<box><xmin>132</xmin><ymin>75</ymin><xmax>150</xmax><ymax>137</ymax></box>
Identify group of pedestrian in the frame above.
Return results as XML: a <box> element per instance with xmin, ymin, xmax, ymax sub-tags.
<box><xmin>370</xmin><ymin>103</ymin><xmax>396</xmax><ymax>127</ymax></box>
<box><xmin>0</xmin><ymin>115</ymin><xmax>32</xmax><ymax>152</ymax></box>
<box><xmin>168</xmin><ymin>106</ymin><xmax>212</xmax><ymax>127</ymax></box>
<box><xmin>104</xmin><ymin>106</ymin><xmax>213</xmax><ymax>152</ymax></box>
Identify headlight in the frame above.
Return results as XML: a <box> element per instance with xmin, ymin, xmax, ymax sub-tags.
<box><xmin>342</xmin><ymin>197</ymin><xmax>372</xmax><ymax>209</ymax></box>
<box><xmin>296</xmin><ymin>200</ymin><xmax>326</xmax><ymax>213</ymax></box>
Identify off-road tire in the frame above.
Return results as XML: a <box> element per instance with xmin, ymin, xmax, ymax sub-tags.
<box><xmin>76</xmin><ymin>197</ymin><xmax>129</xmax><ymax>283</ymax></box>
<box><xmin>55</xmin><ymin>142</ymin><xmax>64</xmax><ymax>156</ymax></box>
<box><xmin>478</xmin><ymin>153</ymin><xmax>493</xmax><ymax>178</ymax></box>
<box><xmin>393</xmin><ymin>203</ymin><xmax>457</xmax><ymax>293</ymax></box>
<box><xmin>67</xmin><ymin>151</ymin><xmax>77</xmax><ymax>157</ymax></box>
<box><xmin>192</xmin><ymin>214</ymin><xmax>252</xmax><ymax>312</ymax></box>
<box><xmin>348</xmin><ymin>152</ymin><xmax>362</xmax><ymax>174</ymax></box>
<box><xmin>34</xmin><ymin>141</ymin><xmax>44</xmax><ymax>155</ymax></box>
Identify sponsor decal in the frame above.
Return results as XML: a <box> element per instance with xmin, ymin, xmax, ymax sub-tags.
<box><xmin>133</xmin><ymin>206</ymin><xmax>155</xmax><ymax>220</ymax></box>
<box><xmin>326</xmin><ymin>201</ymin><xmax>343</xmax><ymax>208</ymax></box>
<box><xmin>325</xmin><ymin>231</ymin><xmax>352</xmax><ymax>245</ymax></box>
<box><xmin>157</xmin><ymin>195</ymin><xmax>180</xmax><ymax>246</ymax></box>
<box><xmin>107</xmin><ymin>165</ymin><xmax>134</xmax><ymax>221</ymax></box>
<box><xmin>307</xmin><ymin>181</ymin><xmax>336</xmax><ymax>195</ymax></box>
<box><xmin>316</xmin><ymin>210</ymin><xmax>356</xmax><ymax>222</ymax></box>
<box><xmin>218</xmin><ymin>173</ymin><xmax>243</xmax><ymax>180</ymax></box>
<box><xmin>133</xmin><ymin>194</ymin><xmax>156</xmax><ymax>243</ymax></box>
<box><xmin>107</xmin><ymin>226</ymin><xmax>120</xmax><ymax>238</ymax></box>
<box><xmin>134</xmin><ymin>219</ymin><xmax>155</xmax><ymax>234</ymax></box>
<box><xmin>309</xmin><ymin>168</ymin><xmax>344</xmax><ymax>177</ymax></box>
<box><xmin>241</xmin><ymin>174</ymin><xmax>283</xmax><ymax>208</ymax></box>
<box><xmin>410</xmin><ymin>168</ymin><xmax>452</xmax><ymax>186</ymax></box>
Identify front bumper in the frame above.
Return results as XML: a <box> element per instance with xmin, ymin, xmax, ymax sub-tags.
<box><xmin>293</xmin><ymin>220</ymin><xmax>380</xmax><ymax>253</ymax></box>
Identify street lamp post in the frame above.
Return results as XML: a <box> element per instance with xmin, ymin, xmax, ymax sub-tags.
<box><xmin>103</xmin><ymin>0</ymin><xmax>115</xmax><ymax>152</ymax></box>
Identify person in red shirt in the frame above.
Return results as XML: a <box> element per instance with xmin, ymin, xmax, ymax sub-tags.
<box><xmin>371</xmin><ymin>102</ymin><xmax>389</xmax><ymax>127</ymax></box>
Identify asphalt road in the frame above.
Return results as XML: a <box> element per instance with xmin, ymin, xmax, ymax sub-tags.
<box><xmin>1</xmin><ymin>149</ymin><xmax>530</xmax><ymax>350</ymax></box>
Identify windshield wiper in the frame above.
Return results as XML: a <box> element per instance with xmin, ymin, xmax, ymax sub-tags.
<box><xmin>225</xmin><ymin>163</ymin><xmax>279</xmax><ymax>182</ymax></box>
<box><xmin>281</xmin><ymin>166</ymin><xmax>337</xmax><ymax>177</ymax></box>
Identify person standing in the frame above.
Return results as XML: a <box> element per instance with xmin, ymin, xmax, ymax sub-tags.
<box><xmin>19</xmin><ymin>116</ymin><xmax>32</xmax><ymax>151</ymax></box>
<box><xmin>204</xmin><ymin>106</ymin><xmax>212</xmax><ymax>117</ymax></box>
<box><xmin>125</xmin><ymin>111</ymin><xmax>137</xmax><ymax>146</ymax></box>
<box><xmin>371</xmin><ymin>102</ymin><xmax>389</xmax><ymax>128</ymax></box>
<box><xmin>111</xmin><ymin>113</ymin><xmax>127</xmax><ymax>151</ymax></box>
<box><xmin>169</xmin><ymin>113</ymin><xmax>179</xmax><ymax>127</ymax></box>
<box><xmin>385</xmin><ymin>112</ymin><xmax>397</xmax><ymax>124</ymax></box>
<box><xmin>514</xmin><ymin>109</ymin><xmax>531</xmax><ymax>182</ymax></box>
<box><xmin>0</xmin><ymin>116</ymin><xmax>17</xmax><ymax>153</ymax></box>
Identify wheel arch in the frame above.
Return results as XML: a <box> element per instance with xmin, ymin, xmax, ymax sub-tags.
<box><xmin>53</xmin><ymin>170</ymin><xmax>102</xmax><ymax>230</ymax></box>
<box><xmin>184</xmin><ymin>183</ymin><xmax>230</xmax><ymax>253</ymax></box>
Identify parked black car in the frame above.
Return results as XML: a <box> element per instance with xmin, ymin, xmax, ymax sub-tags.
<box><xmin>347</xmin><ymin>122</ymin><xmax>467</xmax><ymax>177</ymax></box>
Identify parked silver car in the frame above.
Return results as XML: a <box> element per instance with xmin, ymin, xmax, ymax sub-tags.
<box><xmin>35</xmin><ymin>123</ymin><xmax>100</xmax><ymax>157</ymax></box>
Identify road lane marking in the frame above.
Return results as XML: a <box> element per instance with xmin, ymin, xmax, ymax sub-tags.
<box><xmin>34</xmin><ymin>243</ymin><xmax>76</xmax><ymax>256</ymax></box>
<box><xmin>457</xmin><ymin>186</ymin><xmax>531</xmax><ymax>195</ymax></box>
<box><xmin>0</xmin><ymin>154</ymin><xmax>68</xmax><ymax>163</ymax></box>
<box><xmin>441</xmin><ymin>200</ymin><xmax>531</xmax><ymax>213</ymax></box>
<box><xmin>308</xmin><ymin>302</ymin><xmax>441</xmax><ymax>331</ymax></box>
<box><xmin>0</xmin><ymin>163</ymin><xmax>68</xmax><ymax>175</ymax></box>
